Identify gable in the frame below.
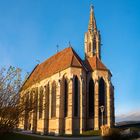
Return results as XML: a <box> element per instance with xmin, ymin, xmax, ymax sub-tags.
<box><xmin>85</xmin><ymin>56</ymin><xmax>108</xmax><ymax>71</ymax></box>
<box><xmin>21</xmin><ymin>47</ymin><xmax>86</xmax><ymax>91</ymax></box>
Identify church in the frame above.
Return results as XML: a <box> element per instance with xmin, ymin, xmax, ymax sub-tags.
<box><xmin>19</xmin><ymin>5</ymin><xmax>115</xmax><ymax>135</ymax></box>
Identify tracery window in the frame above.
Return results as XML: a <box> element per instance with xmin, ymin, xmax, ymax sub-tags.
<box><xmin>51</xmin><ymin>81</ymin><xmax>56</xmax><ymax>118</ymax></box>
<box><xmin>88</xmin><ymin>78</ymin><xmax>94</xmax><ymax>117</ymax></box>
<box><xmin>99</xmin><ymin>78</ymin><xmax>106</xmax><ymax>125</ymax></box>
<box><xmin>74</xmin><ymin>76</ymin><xmax>79</xmax><ymax>117</ymax></box>
<box><xmin>39</xmin><ymin>87</ymin><xmax>43</xmax><ymax>119</ymax></box>
<box><xmin>64</xmin><ymin>79</ymin><xmax>68</xmax><ymax>117</ymax></box>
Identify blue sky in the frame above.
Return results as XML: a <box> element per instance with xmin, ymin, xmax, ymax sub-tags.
<box><xmin>0</xmin><ymin>0</ymin><xmax>140</xmax><ymax>117</ymax></box>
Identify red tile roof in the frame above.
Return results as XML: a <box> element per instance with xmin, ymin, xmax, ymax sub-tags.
<box><xmin>85</xmin><ymin>55</ymin><xmax>108</xmax><ymax>71</ymax></box>
<box><xmin>21</xmin><ymin>47</ymin><xmax>86</xmax><ymax>90</ymax></box>
<box><xmin>20</xmin><ymin>47</ymin><xmax>109</xmax><ymax>91</ymax></box>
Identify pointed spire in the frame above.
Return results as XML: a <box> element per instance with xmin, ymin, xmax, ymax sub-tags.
<box><xmin>88</xmin><ymin>4</ymin><xmax>97</xmax><ymax>31</ymax></box>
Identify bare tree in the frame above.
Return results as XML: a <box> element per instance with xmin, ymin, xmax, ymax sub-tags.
<box><xmin>0</xmin><ymin>66</ymin><xmax>23</xmax><ymax>134</ymax></box>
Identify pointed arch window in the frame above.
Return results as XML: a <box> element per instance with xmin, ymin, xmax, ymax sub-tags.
<box><xmin>39</xmin><ymin>87</ymin><xmax>43</xmax><ymax>119</ymax></box>
<box><xmin>99</xmin><ymin>78</ymin><xmax>106</xmax><ymax>125</ymax></box>
<box><xmin>93</xmin><ymin>38</ymin><xmax>96</xmax><ymax>54</ymax></box>
<box><xmin>89</xmin><ymin>42</ymin><xmax>91</xmax><ymax>52</ymax></box>
<box><xmin>45</xmin><ymin>83</ymin><xmax>49</xmax><ymax>107</ymax></box>
<box><xmin>29</xmin><ymin>91</ymin><xmax>33</xmax><ymax>111</ymax></box>
<box><xmin>64</xmin><ymin>79</ymin><xmax>68</xmax><ymax>117</ymax></box>
<box><xmin>25</xmin><ymin>93</ymin><xmax>29</xmax><ymax>113</ymax></box>
<box><xmin>88</xmin><ymin>78</ymin><xmax>94</xmax><ymax>117</ymax></box>
<box><xmin>74</xmin><ymin>76</ymin><xmax>79</xmax><ymax>117</ymax></box>
<box><xmin>34</xmin><ymin>88</ymin><xmax>38</xmax><ymax>113</ymax></box>
<box><xmin>99</xmin><ymin>78</ymin><xmax>105</xmax><ymax>107</ymax></box>
<box><xmin>51</xmin><ymin>81</ymin><xmax>56</xmax><ymax>118</ymax></box>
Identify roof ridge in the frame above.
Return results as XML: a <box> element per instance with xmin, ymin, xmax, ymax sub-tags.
<box><xmin>41</xmin><ymin>47</ymin><xmax>71</xmax><ymax>66</ymax></box>
<box><xmin>21</xmin><ymin>47</ymin><xmax>79</xmax><ymax>90</ymax></box>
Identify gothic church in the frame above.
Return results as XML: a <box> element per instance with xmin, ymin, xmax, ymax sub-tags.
<box><xmin>19</xmin><ymin>5</ymin><xmax>115</xmax><ymax>135</ymax></box>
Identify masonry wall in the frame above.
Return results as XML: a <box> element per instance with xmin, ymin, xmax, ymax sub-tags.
<box><xmin>19</xmin><ymin>67</ymin><xmax>114</xmax><ymax>135</ymax></box>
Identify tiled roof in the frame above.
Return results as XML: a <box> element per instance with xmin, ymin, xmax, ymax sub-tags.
<box><xmin>21</xmin><ymin>47</ymin><xmax>86</xmax><ymax>90</ymax></box>
<box><xmin>85</xmin><ymin>55</ymin><xmax>108</xmax><ymax>71</ymax></box>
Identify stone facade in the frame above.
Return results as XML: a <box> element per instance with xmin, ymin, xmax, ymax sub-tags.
<box><xmin>19</xmin><ymin>5</ymin><xmax>115</xmax><ymax>135</ymax></box>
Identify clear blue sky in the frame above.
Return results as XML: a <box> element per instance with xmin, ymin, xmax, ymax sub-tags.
<box><xmin>0</xmin><ymin>0</ymin><xmax>140</xmax><ymax>116</ymax></box>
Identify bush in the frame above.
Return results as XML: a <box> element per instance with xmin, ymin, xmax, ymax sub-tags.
<box><xmin>82</xmin><ymin>130</ymin><xmax>101</xmax><ymax>136</ymax></box>
<box><xmin>102</xmin><ymin>128</ymin><xmax>122</xmax><ymax>140</ymax></box>
<box><xmin>102</xmin><ymin>128</ymin><xmax>140</xmax><ymax>140</ymax></box>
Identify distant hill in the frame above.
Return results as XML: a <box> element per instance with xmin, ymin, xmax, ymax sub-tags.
<box><xmin>116</xmin><ymin>111</ymin><xmax>140</xmax><ymax>122</ymax></box>
<box><xmin>116</xmin><ymin>121</ymin><xmax>140</xmax><ymax>127</ymax></box>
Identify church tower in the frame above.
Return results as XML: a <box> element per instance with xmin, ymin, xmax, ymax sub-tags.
<box><xmin>85</xmin><ymin>5</ymin><xmax>101</xmax><ymax>59</ymax></box>
<box><xmin>19</xmin><ymin>4</ymin><xmax>115</xmax><ymax>135</ymax></box>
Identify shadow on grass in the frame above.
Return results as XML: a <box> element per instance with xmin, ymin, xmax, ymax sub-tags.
<box><xmin>1</xmin><ymin>133</ymin><xmax>52</xmax><ymax>140</ymax></box>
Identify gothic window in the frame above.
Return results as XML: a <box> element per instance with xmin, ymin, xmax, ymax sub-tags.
<box><xmin>64</xmin><ymin>79</ymin><xmax>68</xmax><ymax>117</ymax></box>
<box><xmin>93</xmin><ymin>38</ymin><xmax>96</xmax><ymax>53</ymax></box>
<box><xmin>99</xmin><ymin>78</ymin><xmax>105</xmax><ymax>107</ymax></box>
<box><xmin>99</xmin><ymin>78</ymin><xmax>106</xmax><ymax>125</ymax></box>
<box><xmin>45</xmin><ymin>84</ymin><xmax>49</xmax><ymax>107</ymax></box>
<box><xmin>34</xmin><ymin>88</ymin><xmax>38</xmax><ymax>111</ymax></box>
<box><xmin>29</xmin><ymin>91</ymin><xmax>33</xmax><ymax>110</ymax></box>
<box><xmin>89</xmin><ymin>42</ymin><xmax>91</xmax><ymax>52</ymax></box>
<box><xmin>24</xmin><ymin>93</ymin><xmax>29</xmax><ymax>130</ymax></box>
<box><xmin>39</xmin><ymin>87</ymin><xmax>43</xmax><ymax>119</ymax></box>
<box><xmin>74</xmin><ymin>76</ymin><xmax>79</xmax><ymax>117</ymax></box>
<box><xmin>51</xmin><ymin>81</ymin><xmax>56</xmax><ymax>118</ymax></box>
<box><xmin>25</xmin><ymin>93</ymin><xmax>29</xmax><ymax>112</ymax></box>
<box><xmin>88</xmin><ymin>78</ymin><xmax>94</xmax><ymax>117</ymax></box>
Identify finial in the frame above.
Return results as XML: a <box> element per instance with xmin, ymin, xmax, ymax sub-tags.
<box><xmin>56</xmin><ymin>44</ymin><xmax>59</xmax><ymax>53</ymax></box>
<box><xmin>36</xmin><ymin>59</ymin><xmax>40</xmax><ymax>64</ymax></box>
<box><xmin>69</xmin><ymin>41</ymin><xmax>72</xmax><ymax>47</ymax></box>
<box><xmin>90</xmin><ymin>4</ymin><xmax>94</xmax><ymax>10</ymax></box>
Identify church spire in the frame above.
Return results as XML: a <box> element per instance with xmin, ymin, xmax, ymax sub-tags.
<box><xmin>84</xmin><ymin>5</ymin><xmax>101</xmax><ymax>59</ymax></box>
<box><xmin>88</xmin><ymin>5</ymin><xmax>97</xmax><ymax>31</ymax></box>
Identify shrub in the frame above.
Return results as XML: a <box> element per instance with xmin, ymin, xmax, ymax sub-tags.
<box><xmin>82</xmin><ymin>130</ymin><xmax>101</xmax><ymax>136</ymax></box>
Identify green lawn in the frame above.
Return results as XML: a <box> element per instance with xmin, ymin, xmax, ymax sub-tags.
<box><xmin>0</xmin><ymin>131</ymin><xmax>101</xmax><ymax>140</ymax></box>
<box><xmin>1</xmin><ymin>133</ymin><xmax>52</xmax><ymax>140</ymax></box>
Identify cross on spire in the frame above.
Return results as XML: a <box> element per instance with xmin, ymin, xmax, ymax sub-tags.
<box><xmin>68</xmin><ymin>41</ymin><xmax>72</xmax><ymax>47</ymax></box>
<box><xmin>56</xmin><ymin>44</ymin><xmax>59</xmax><ymax>53</ymax></box>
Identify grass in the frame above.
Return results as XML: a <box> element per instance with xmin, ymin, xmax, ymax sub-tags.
<box><xmin>1</xmin><ymin>133</ymin><xmax>52</xmax><ymax>140</ymax></box>
<box><xmin>60</xmin><ymin>130</ymin><xmax>100</xmax><ymax>137</ymax></box>
<box><xmin>0</xmin><ymin>130</ymin><xmax>101</xmax><ymax>140</ymax></box>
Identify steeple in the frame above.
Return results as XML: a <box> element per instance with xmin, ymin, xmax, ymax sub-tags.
<box><xmin>88</xmin><ymin>5</ymin><xmax>97</xmax><ymax>31</ymax></box>
<box><xmin>84</xmin><ymin>5</ymin><xmax>101</xmax><ymax>59</ymax></box>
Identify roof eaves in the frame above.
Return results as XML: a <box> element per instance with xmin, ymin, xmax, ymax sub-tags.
<box><xmin>19</xmin><ymin>64</ymin><xmax>39</xmax><ymax>92</ymax></box>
